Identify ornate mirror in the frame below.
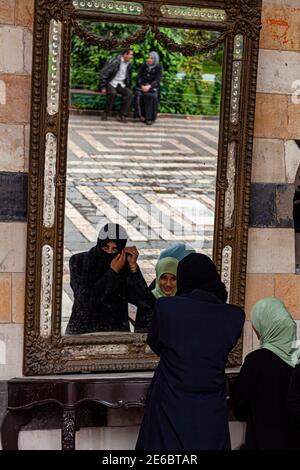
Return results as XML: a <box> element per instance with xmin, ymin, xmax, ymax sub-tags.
<box><xmin>24</xmin><ymin>0</ymin><xmax>262</xmax><ymax>375</ymax></box>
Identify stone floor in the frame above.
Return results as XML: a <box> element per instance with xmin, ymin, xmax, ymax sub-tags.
<box><xmin>62</xmin><ymin>114</ymin><xmax>219</xmax><ymax>329</ymax></box>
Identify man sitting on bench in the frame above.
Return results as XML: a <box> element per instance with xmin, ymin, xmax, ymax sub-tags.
<box><xmin>100</xmin><ymin>48</ymin><xmax>134</xmax><ymax>123</ymax></box>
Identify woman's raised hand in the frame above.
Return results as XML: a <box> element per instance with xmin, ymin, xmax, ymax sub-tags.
<box><xmin>110</xmin><ymin>250</ymin><xmax>127</xmax><ymax>273</ymax></box>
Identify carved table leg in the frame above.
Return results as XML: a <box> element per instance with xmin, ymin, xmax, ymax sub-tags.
<box><xmin>62</xmin><ymin>409</ymin><xmax>77</xmax><ymax>450</ymax></box>
<box><xmin>75</xmin><ymin>410</ymin><xmax>81</xmax><ymax>432</ymax></box>
<box><xmin>1</xmin><ymin>410</ymin><xmax>32</xmax><ymax>450</ymax></box>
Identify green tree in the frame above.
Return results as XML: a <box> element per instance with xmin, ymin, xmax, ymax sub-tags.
<box><xmin>70</xmin><ymin>22</ymin><xmax>221</xmax><ymax>116</ymax></box>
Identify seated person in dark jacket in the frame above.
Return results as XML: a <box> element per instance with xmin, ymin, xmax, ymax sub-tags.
<box><xmin>100</xmin><ymin>48</ymin><xmax>134</xmax><ymax>122</ymax></box>
<box><xmin>65</xmin><ymin>223</ymin><xmax>151</xmax><ymax>335</ymax></box>
<box><xmin>231</xmin><ymin>297</ymin><xmax>300</xmax><ymax>450</ymax></box>
<box><xmin>134</xmin><ymin>51</ymin><xmax>162</xmax><ymax>125</ymax></box>
<box><xmin>135</xmin><ymin>256</ymin><xmax>178</xmax><ymax>332</ymax></box>
<box><xmin>136</xmin><ymin>253</ymin><xmax>245</xmax><ymax>450</ymax></box>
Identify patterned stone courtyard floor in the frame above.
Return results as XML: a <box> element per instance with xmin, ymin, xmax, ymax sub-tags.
<box><xmin>62</xmin><ymin>114</ymin><xmax>219</xmax><ymax>329</ymax></box>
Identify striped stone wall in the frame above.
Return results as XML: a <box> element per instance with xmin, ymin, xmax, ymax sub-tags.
<box><xmin>0</xmin><ymin>0</ymin><xmax>33</xmax><ymax>380</ymax></box>
<box><xmin>244</xmin><ymin>0</ymin><xmax>300</xmax><ymax>356</ymax></box>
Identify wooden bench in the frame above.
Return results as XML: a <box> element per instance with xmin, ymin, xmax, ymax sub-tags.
<box><xmin>70</xmin><ymin>89</ymin><xmax>104</xmax><ymax>96</ymax></box>
<box><xmin>69</xmin><ymin>88</ymin><xmax>123</xmax><ymax>111</ymax></box>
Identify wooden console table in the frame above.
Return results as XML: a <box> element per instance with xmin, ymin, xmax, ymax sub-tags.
<box><xmin>1</xmin><ymin>371</ymin><xmax>238</xmax><ymax>450</ymax></box>
<box><xmin>1</xmin><ymin>376</ymin><xmax>152</xmax><ymax>450</ymax></box>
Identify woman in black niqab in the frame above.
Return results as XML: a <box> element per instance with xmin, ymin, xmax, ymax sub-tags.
<box><xmin>88</xmin><ymin>223</ymin><xmax>128</xmax><ymax>278</ymax></box>
<box><xmin>66</xmin><ymin>223</ymin><xmax>151</xmax><ymax>334</ymax></box>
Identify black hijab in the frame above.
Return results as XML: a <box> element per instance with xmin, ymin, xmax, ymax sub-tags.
<box><xmin>177</xmin><ymin>253</ymin><xmax>228</xmax><ymax>303</ymax></box>
<box><xmin>88</xmin><ymin>223</ymin><xmax>128</xmax><ymax>279</ymax></box>
<box><xmin>97</xmin><ymin>223</ymin><xmax>127</xmax><ymax>252</ymax></box>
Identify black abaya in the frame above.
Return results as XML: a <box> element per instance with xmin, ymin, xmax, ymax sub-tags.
<box><xmin>135</xmin><ymin>63</ymin><xmax>162</xmax><ymax>123</ymax></box>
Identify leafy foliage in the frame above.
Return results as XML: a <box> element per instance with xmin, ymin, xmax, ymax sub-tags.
<box><xmin>70</xmin><ymin>23</ymin><xmax>222</xmax><ymax>116</ymax></box>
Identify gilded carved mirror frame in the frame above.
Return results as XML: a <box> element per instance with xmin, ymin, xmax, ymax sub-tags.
<box><xmin>24</xmin><ymin>0</ymin><xmax>262</xmax><ymax>375</ymax></box>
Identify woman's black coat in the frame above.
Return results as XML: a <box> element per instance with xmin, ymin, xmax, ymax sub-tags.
<box><xmin>286</xmin><ymin>363</ymin><xmax>300</xmax><ymax>425</ymax></box>
<box><xmin>135</xmin><ymin>63</ymin><xmax>162</xmax><ymax>122</ymax></box>
<box><xmin>231</xmin><ymin>348</ymin><xmax>300</xmax><ymax>449</ymax></box>
<box><xmin>137</xmin><ymin>63</ymin><xmax>162</xmax><ymax>90</ymax></box>
<box><xmin>66</xmin><ymin>249</ymin><xmax>151</xmax><ymax>334</ymax></box>
<box><xmin>136</xmin><ymin>289</ymin><xmax>245</xmax><ymax>450</ymax></box>
<box><xmin>135</xmin><ymin>290</ymin><xmax>156</xmax><ymax>332</ymax></box>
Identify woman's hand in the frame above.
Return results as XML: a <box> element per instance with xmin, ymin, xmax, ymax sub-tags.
<box><xmin>124</xmin><ymin>246</ymin><xmax>139</xmax><ymax>272</ymax></box>
<box><xmin>110</xmin><ymin>250</ymin><xmax>126</xmax><ymax>273</ymax></box>
<box><xmin>141</xmin><ymin>84</ymin><xmax>151</xmax><ymax>93</ymax></box>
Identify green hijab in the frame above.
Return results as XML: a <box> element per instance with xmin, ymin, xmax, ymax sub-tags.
<box><xmin>251</xmin><ymin>297</ymin><xmax>299</xmax><ymax>368</ymax></box>
<box><xmin>152</xmin><ymin>257</ymin><xmax>178</xmax><ymax>299</ymax></box>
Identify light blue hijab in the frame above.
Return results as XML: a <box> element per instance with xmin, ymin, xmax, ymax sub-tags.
<box><xmin>148</xmin><ymin>51</ymin><xmax>159</xmax><ymax>68</ymax></box>
<box><xmin>158</xmin><ymin>242</ymin><xmax>196</xmax><ymax>262</ymax></box>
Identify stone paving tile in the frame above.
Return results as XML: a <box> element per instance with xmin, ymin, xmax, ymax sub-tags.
<box><xmin>62</xmin><ymin>116</ymin><xmax>219</xmax><ymax>322</ymax></box>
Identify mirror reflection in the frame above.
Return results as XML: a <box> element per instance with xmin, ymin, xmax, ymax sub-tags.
<box><xmin>62</xmin><ymin>23</ymin><xmax>223</xmax><ymax>335</ymax></box>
